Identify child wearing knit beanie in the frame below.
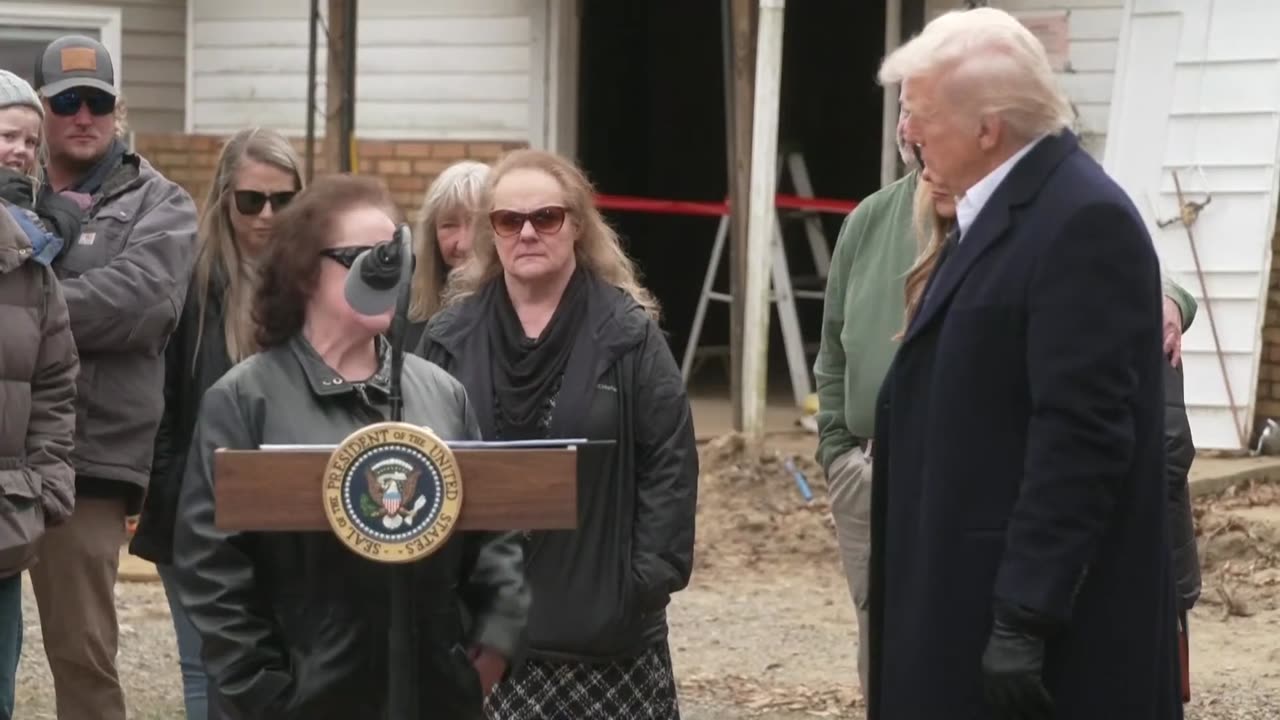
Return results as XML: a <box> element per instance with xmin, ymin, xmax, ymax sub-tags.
<box><xmin>0</xmin><ymin>69</ymin><xmax>80</xmax><ymax>265</ymax></box>
<box><xmin>0</xmin><ymin>70</ymin><xmax>43</xmax><ymax>177</ymax></box>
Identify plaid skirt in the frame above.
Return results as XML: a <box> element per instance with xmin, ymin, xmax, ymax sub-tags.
<box><xmin>484</xmin><ymin>642</ymin><xmax>680</xmax><ymax>720</ymax></box>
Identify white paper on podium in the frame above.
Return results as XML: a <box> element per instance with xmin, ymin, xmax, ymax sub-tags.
<box><xmin>259</xmin><ymin>438</ymin><xmax>589</xmax><ymax>451</ymax></box>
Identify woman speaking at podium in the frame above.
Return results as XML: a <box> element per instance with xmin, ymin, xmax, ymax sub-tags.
<box><xmin>171</xmin><ymin>175</ymin><xmax>529</xmax><ymax>720</ymax></box>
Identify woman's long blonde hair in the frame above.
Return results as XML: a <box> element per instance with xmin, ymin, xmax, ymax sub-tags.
<box><xmin>408</xmin><ymin>160</ymin><xmax>490</xmax><ymax>322</ymax></box>
<box><xmin>897</xmin><ymin>173</ymin><xmax>955</xmax><ymax>339</ymax></box>
<box><xmin>442</xmin><ymin>149</ymin><xmax>660</xmax><ymax>320</ymax></box>
<box><xmin>192</xmin><ymin>128</ymin><xmax>303</xmax><ymax>367</ymax></box>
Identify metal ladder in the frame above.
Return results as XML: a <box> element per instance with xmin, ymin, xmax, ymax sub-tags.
<box><xmin>680</xmin><ymin>152</ymin><xmax>834</xmax><ymax>409</ymax></box>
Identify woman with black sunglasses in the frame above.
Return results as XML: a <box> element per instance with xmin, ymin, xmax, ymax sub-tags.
<box><xmin>416</xmin><ymin>149</ymin><xmax>698</xmax><ymax>720</ymax></box>
<box><xmin>128</xmin><ymin>127</ymin><xmax>302</xmax><ymax>720</ymax></box>
<box><xmin>170</xmin><ymin>173</ymin><xmax>528</xmax><ymax>720</ymax></box>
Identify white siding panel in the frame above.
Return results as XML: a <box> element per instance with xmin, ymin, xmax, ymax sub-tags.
<box><xmin>1068</xmin><ymin>39</ymin><xmax>1118</xmax><ymax>72</ymax></box>
<box><xmin>1184</xmin><ymin>407</ymin><xmax>1256</xmax><ymax>451</ymax></box>
<box><xmin>1171</xmin><ymin>61</ymin><xmax>1280</xmax><ymax>116</ymax></box>
<box><xmin>1058</xmin><ymin>71</ymin><xmax>1116</xmax><ymax>104</ymax></box>
<box><xmin>196</xmin><ymin>0</ymin><xmax>527</xmax><ymax>20</ymax></box>
<box><xmin>1204</xmin><ymin>4</ymin><xmax>1280</xmax><ymax>61</ymax></box>
<box><xmin>191</xmin><ymin>0</ymin><xmax>534</xmax><ymax>140</ymax></box>
<box><xmin>198</xmin><ymin>100</ymin><xmax>526</xmax><ymax>132</ymax></box>
<box><xmin>1166</xmin><ymin>271</ymin><xmax>1268</xmax><ymax>302</ymax></box>
<box><xmin>195</xmin><ymin>45</ymin><xmax>528</xmax><ymax>75</ymax></box>
<box><xmin>1157</xmin><ymin>166</ymin><xmax>1275</xmax><ymax>195</ymax></box>
<box><xmin>1074</xmin><ymin>103</ymin><xmax>1110</xmax><ymax>134</ymax></box>
<box><xmin>1151</xmin><ymin>195</ymin><xmax>1273</xmax><ymax>273</ymax></box>
<box><xmin>1057</xmin><ymin>7</ymin><xmax>1124</xmax><ymax>40</ymax></box>
<box><xmin>1106</xmin><ymin>2</ymin><xmax>1280</xmax><ymax>449</ymax></box>
<box><xmin>196</xmin><ymin>73</ymin><xmax>527</xmax><ymax>103</ymax></box>
<box><xmin>1165</xmin><ymin>114</ymin><xmax>1280</xmax><ymax>168</ymax></box>
<box><xmin>194</xmin><ymin>16</ymin><xmax>529</xmax><ymax>48</ymax></box>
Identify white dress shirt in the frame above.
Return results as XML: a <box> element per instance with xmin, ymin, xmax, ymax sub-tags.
<box><xmin>955</xmin><ymin>135</ymin><xmax>1046</xmax><ymax>242</ymax></box>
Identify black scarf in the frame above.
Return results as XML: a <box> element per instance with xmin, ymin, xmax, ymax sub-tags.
<box><xmin>490</xmin><ymin>267</ymin><xmax>589</xmax><ymax>439</ymax></box>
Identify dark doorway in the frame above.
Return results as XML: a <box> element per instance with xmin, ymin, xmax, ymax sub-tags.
<box><xmin>577</xmin><ymin>1</ymin><xmax>888</xmax><ymax>383</ymax></box>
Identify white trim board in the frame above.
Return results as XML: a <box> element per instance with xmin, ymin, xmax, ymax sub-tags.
<box><xmin>0</xmin><ymin>2</ymin><xmax>123</xmax><ymax>91</ymax></box>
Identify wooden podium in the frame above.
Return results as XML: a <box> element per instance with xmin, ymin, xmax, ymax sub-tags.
<box><xmin>211</xmin><ymin>432</ymin><xmax>596</xmax><ymax>718</ymax></box>
<box><xmin>213</xmin><ymin>443</ymin><xmax>581</xmax><ymax>533</ymax></box>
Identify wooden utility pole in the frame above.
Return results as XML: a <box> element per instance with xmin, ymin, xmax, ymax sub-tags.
<box><xmin>305</xmin><ymin>0</ymin><xmax>320</xmax><ymax>181</ymax></box>
<box><xmin>742</xmin><ymin>0</ymin><xmax>786</xmax><ymax>443</ymax></box>
<box><xmin>880</xmin><ymin>0</ymin><xmax>904</xmax><ymax>186</ymax></box>
<box><xmin>723</xmin><ymin>0</ymin><xmax>758</xmax><ymax>431</ymax></box>
<box><xmin>325</xmin><ymin>0</ymin><xmax>357</xmax><ymax>174</ymax></box>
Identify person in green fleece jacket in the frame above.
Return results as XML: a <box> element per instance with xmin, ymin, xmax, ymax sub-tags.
<box><xmin>813</xmin><ymin>116</ymin><xmax>1198</xmax><ymax>696</ymax></box>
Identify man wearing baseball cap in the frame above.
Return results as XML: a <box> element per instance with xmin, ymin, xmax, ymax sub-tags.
<box><xmin>26</xmin><ymin>35</ymin><xmax>197</xmax><ymax>720</ymax></box>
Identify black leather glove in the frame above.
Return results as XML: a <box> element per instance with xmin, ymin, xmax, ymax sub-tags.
<box><xmin>981</xmin><ymin>603</ymin><xmax>1055</xmax><ymax>720</ymax></box>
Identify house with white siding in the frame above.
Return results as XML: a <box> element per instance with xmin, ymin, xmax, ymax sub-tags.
<box><xmin>2</xmin><ymin>0</ymin><xmax>1277</xmax><ymax>450</ymax></box>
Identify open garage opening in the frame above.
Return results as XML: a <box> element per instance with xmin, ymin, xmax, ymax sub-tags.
<box><xmin>575</xmin><ymin>0</ymin><xmax>890</xmax><ymax>423</ymax></box>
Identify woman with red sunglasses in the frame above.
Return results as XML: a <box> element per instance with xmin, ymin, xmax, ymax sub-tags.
<box><xmin>128</xmin><ymin>127</ymin><xmax>302</xmax><ymax>720</ymax></box>
<box><xmin>417</xmin><ymin>149</ymin><xmax>698</xmax><ymax>720</ymax></box>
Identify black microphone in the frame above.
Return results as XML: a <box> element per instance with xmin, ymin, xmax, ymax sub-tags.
<box><xmin>344</xmin><ymin>224</ymin><xmax>413</xmax><ymax>316</ymax></box>
<box><xmin>360</xmin><ymin>235</ymin><xmax>404</xmax><ymax>290</ymax></box>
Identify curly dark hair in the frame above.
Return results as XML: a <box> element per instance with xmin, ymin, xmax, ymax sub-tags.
<box><xmin>253</xmin><ymin>174</ymin><xmax>404</xmax><ymax>349</ymax></box>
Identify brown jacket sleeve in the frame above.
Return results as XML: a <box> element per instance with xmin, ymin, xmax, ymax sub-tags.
<box><xmin>29</xmin><ymin>266</ymin><xmax>78</xmax><ymax>525</ymax></box>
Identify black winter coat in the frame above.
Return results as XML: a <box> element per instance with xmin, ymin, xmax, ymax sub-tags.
<box><xmin>416</xmin><ymin>271</ymin><xmax>698</xmax><ymax>662</ymax></box>
<box><xmin>130</xmin><ymin>274</ymin><xmax>234</xmax><ymax>564</ymax></box>
<box><xmin>172</xmin><ymin>335</ymin><xmax>529</xmax><ymax>720</ymax></box>
<box><xmin>1164</xmin><ymin>362</ymin><xmax>1200</xmax><ymax>611</ymax></box>
<box><xmin>868</xmin><ymin>131</ymin><xmax>1182</xmax><ymax>719</ymax></box>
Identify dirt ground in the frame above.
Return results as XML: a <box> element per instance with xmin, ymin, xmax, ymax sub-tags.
<box><xmin>14</xmin><ymin>432</ymin><xmax>1280</xmax><ymax>719</ymax></box>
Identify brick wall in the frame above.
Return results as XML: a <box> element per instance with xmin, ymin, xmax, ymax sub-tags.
<box><xmin>132</xmin><ymin>133</ymin><xmax>524</xmax><ymax>218</ymax></box>
<box><xmin>1255</xmin><ymin>220</ymin><xmax>1280</xmax><ymax>431</ymax></box>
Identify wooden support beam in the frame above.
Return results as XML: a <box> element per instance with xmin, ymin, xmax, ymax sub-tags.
<box><xmin>742</xmin><ymin>0</ymin><xmax>786</xmax><ymax>443</ymax></box>
<box><xmin>724</xmin><ymin>0</ymin><xmax>757</xmax><ymax>432</ymax></box>
<box><xmin>325</xmin><ymin>0</ymin><xmax>357</xmax><ymax>174</ymax></box>
<box><xmin>881</xmin><ymin>0</ymin><xmax>904</xmax><ymax>186</ymax></box>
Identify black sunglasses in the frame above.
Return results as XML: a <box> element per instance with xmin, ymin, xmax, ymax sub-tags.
<box><xmin>489</xmin><ymin>206</ymin><xmax>568</xmax><ymax>238</ymax></box>
<box><xmin>233</xmin><ymin>190</ymin><xmax>296</xmax><ymax>216</ymax></box>
<box><xmin>319</xmin><ymin>245</ymin><xmax>374</xmax><ymax>269</ymax></box>
<box><xmin>47</xmin><ymin>88</ymin><xmax>116</xmax><ymax>117</ymax></box>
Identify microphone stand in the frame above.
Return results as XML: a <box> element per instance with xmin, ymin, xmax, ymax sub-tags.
<box><xmin>387</xmin><ymin>251</ymin><xmax>412</xmax><ymax>423</ymax></box>
<box><xmin>385</xmin><ymin>251</ymin><xmax>417</xmax><ymax>720</ymax></box>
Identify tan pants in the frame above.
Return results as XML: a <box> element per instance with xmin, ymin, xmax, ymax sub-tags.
<box><xmin>826</xmin><ymin>446</ymin><xmax>872</xmax><ymax>697</ymax></box>
<box><xmin>28</xmin><ymin>496</ymin><xmax>127</xmax><ymax>720</ymax></box>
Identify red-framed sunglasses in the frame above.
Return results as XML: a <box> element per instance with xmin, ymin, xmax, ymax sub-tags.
<box><xmin>489</xmin><ymin>206</ymin><xmax>568</xmax><ymax>238</ymax></box>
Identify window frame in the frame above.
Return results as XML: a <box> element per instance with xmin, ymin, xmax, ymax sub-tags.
<box><xmin>0</xmin><ymin>2</ymin><xmax>123</xmax><ymax>92</ymax></box>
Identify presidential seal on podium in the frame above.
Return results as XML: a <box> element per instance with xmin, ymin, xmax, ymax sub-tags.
<box><xmin>323</xmin><ymin>421</ymin><xmax>463</xmax><ymax>563</ymax></box>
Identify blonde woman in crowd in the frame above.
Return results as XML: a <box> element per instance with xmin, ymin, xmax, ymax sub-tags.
<box><xmin>128</xmin><ymin>127</ymin><xmax>303</xmax><ymax>720</ymax></box>
<box><xmin>417</xmin><ymin>149</ymin><xmax>697</xmax><ymax>720</ymax></box>
<box><xmin>403</xmin><ymin>160</ymin><xmax>490</xmax><ymax>348</ymax></box>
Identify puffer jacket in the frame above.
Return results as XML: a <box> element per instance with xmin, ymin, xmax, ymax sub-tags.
<box><xmin>1164</xmin><ymin>361</ymin><xmax>1200</xmax><ymax>610</ymax></box>
<box><xmin>0</xmin><ymin>203</ymin><xmax>78</xmax><ymax>578</ymax></box>
<box><xmin>51</xmin><ymin>152</ymin><xmax>197</xmax><ymax>513</ymax></box>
